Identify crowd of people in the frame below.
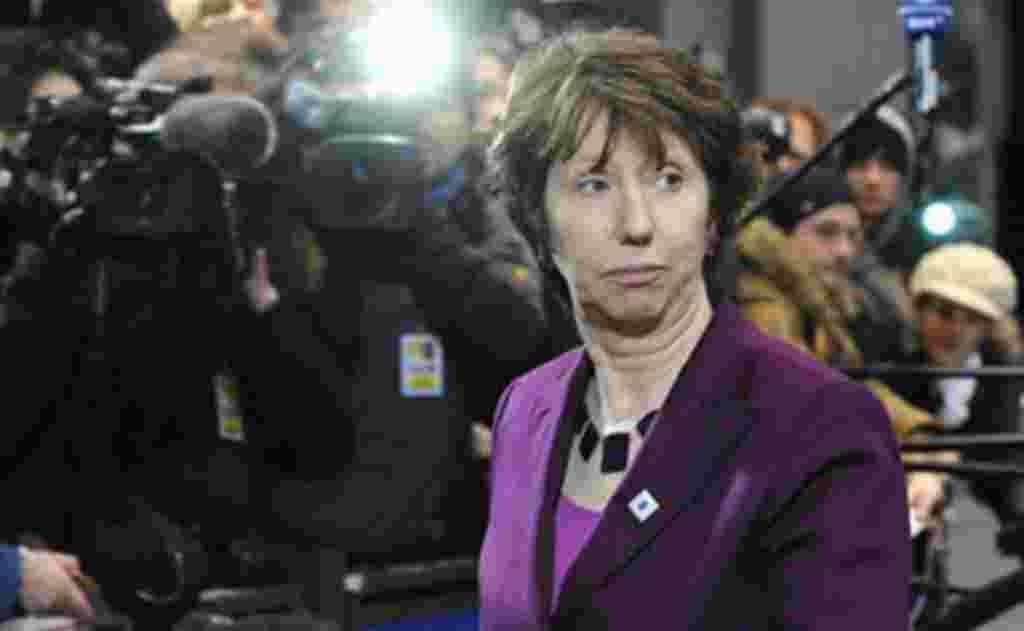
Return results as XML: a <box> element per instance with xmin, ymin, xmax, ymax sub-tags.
<box><xmin>0</xmin><ymin>1</ymin><xmax>1021</xmax><ymax>628</ymax></box>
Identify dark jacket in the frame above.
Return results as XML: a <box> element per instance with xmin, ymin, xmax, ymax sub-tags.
<box><xmin>882</xmin><ymin>344</ymin><xmax>1024</xmax><ymax>523</ymax></box>
<box><xmin>480</xmin><ymin>302</ymin><xmax>911</xmax><ymax>630</ymax></box>
<box><xmin>235</xmin><ymin>152</ymin><xmax>557</xmax><ymax>561</ymax></box>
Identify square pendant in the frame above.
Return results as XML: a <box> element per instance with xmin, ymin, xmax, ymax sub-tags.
<box><xmin>601</xmin><ymin>433</ymin><xmax>629</xmax><ymax>473</ymax></box>
<box><xmin>629</xmin><ymin>490</ymin><xmax>660</xmax><ymax>523</ymax></box>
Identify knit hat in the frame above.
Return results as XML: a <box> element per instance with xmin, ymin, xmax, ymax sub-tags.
<box><xmin>909</xmin><ymin>243</ymin><xmax>1018</xmax><ymax>320</ymax></box>
<box><xmin>766</xmin><ymin>168</ymin><xmax>854</xmax><ymax>233</ymax></box>
<box><xmin>838</xmin><ymin>105</ymin><xmax>916</xmax><ymax>175</ymax></box>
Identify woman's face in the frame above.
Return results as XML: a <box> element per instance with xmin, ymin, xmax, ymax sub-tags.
<box><xmin>544</xmin><ymin>111</ymin><xmax>713</xmax><ymax>334</ymax></box>
<box><xmin>917</xmin><ymin>294</ymin><xmax>991</xmax><ymax>368</ymax></box>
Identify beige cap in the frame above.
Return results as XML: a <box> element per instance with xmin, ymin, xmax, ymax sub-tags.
<box><xmin>910</xmin><ymin>243</ymin><xmax>1018</xmax><ymax>320</ymax></box>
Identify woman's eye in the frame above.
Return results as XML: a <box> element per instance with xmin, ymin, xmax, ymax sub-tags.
<box><xmin>655</xmin><ymin>171</ymin><xmax>683</xmax><ymax>192</ymax></box>
<box><xmin>575</xmin><ymin>175</ymin><xmax>609</xmax><ymax>194</ymax></box>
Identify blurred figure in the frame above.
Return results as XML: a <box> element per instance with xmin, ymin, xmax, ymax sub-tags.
<box><xmin>166</xmin><ymin>0</ymin><xmax>276</xmax><ymax>33</ymax></box>
<box><xmin>734</xmin><ymin>167</ymin><xmax>937</xmax><ymax>439</ymax></box>
<box><xmin>841</xmin><ymin>105</ymin><xmax>915</xmax><ymax>244</ymax></box>
<box><xmin>733</xmin><ymin>168</ymin><xmax>949</xmax><ymax>555</ymax></box>
<box><xmin>749</xmin><ymin>96</ymin><xmax>832</xmax><ymax>174</ymax></box>
<box><xmin>839</xmin><ymin>105</ymin><xmax>920</xmax><ymax>354</ymax></box>
<box><xmin>136</xmin><ymin>2</ymin><xmax>288</xmax><ymax>94</ymax></box>
<box><xmin>0</xmin><ymin>544</ymin><xmax>95</xmax><ymax>622</ymax></box>
<box><xmin>267</xmin><ymin>0</ymin><xmax>371</xmax><ymax>38</ymax></box>
<box><xmin>884</xmin><ymin>244</ymin><xmax>1024</xmax><ymax>526</ymax></box>
<box><xmin>223</xmin><ymin>3</ymin><xmax>556</xmax><ymax>590</ymax></box>
<box><xmin>165</xmin><ymin>0</ymin><xmax>229</xmax><ymax>32</ymax></box>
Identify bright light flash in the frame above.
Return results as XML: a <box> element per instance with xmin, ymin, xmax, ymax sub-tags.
<box><xmin>922</xmin><ymin>202</ymin><xmax>957</xmax><ymax>237</ymax></box>
<box><xmin>362</xmin><ymin>2</ymin><xmax>453</xmax><ymax>98</ymax></box>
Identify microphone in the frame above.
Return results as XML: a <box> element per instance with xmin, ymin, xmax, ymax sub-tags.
<box><xmin>899</xmin><ymin>0</ymin><xmax>954</xmax><ymax>114</ymax></box>
<box><xmin>158</xmin><ymin>94</ymin><xmax>279</xmax><ymax>174</ymax></box>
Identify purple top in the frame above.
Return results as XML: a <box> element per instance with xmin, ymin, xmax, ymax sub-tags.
<box><xmin>552</xmin><ymin>496</ymin><xmax>602</xmax><ymax>612</ymax></box>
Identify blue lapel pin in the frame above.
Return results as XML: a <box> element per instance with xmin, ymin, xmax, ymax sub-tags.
<box><xmin>629</xmin><ymin>490</ymin><xmax>659</xmax><ymax>523</ymax></box>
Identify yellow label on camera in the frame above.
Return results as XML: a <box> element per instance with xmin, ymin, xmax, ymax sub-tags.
<box><xmin>512</xmin><ymin>264</ymin><xmax>531</xmax><ymax>284</ymax></box>
<box><xmin>400</xmin><ymin>333</ymin><xmax>444</xmax><ymax>397</ymax></box>
<box><xmin>214</xmin><ymin>373</ymin><xmax>246</xmax><ymax>442</ymax></box>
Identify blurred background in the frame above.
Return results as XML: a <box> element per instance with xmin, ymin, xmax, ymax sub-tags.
<box><xmin>610</xmin><ymin>0</ymin><xmax>1020</xmax><ymax>285</ymax></box>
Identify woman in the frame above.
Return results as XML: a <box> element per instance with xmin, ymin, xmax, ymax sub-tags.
<box><xmin>884</xmin><ymin>243</ymin><xmax>1024</xmax><ymax>526</ymax></box>
<box><xmin>480</xmin><ymin>29</ymin><xmax>911</xmax><ymax>629</ymax></box>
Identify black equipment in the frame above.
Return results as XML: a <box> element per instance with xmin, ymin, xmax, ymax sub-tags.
<box><xmin>740</xmin><ymin>107</ymin><xmax>792</xmax><ymax>164</ymax></box>
<box><xmin>160</xmin><ymin>95</ymin><xmax>279</xmax><ymax>176</ymax></box>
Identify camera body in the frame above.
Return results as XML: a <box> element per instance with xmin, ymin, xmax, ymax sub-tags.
<box><xmin>2</xmin><ymin>74</ymin><xmax>220</xmax><ymax>254</ymax></box>
<box><xmin>741</xmin><ymin>106</ymin><xmax>792</xmax><ymax>165</ymax></box>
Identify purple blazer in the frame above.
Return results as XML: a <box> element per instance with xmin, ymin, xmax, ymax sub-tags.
<box><xmin>479</xmin><ymin>303</ymin><xmax>911</xmax><ymax>630</ymax></box>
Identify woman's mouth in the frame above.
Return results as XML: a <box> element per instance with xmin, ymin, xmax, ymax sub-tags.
<box><xmin>606</xmin><ymin>265</ymin><xmax>667</xmax><ymax>288</ymax></box>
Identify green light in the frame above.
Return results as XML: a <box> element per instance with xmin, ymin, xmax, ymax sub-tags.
<box><xmin>922</xmin><ymin>202</ymin><xmax>958</xmax><ymax>237</ymax></box>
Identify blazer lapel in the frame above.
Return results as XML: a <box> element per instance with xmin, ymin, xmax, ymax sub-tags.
<box><xmin>523</xmin><ymin>349</ymin><xmax>593</xmax><ymax>626</ymax></box>
<box><xmin>553</xmin><ymin>304</ymin><xmax>757</xmax><ymax>618</ymax></box>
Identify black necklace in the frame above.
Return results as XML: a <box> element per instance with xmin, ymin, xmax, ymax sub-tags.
<box><xmin>576</xmin><ymin>410</ymin><xmax>657</xmax><ymax>474</ymax></box>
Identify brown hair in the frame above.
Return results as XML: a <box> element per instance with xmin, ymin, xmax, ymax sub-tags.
<box><xmin>489</xmin><ymin>28</ymin><xmax>759</xmax><ymax>275</ymax></box>
<box><xmin>749</xmin><ymin>96</ymin><xmax>832</xmax><ymax>150</ymax></box>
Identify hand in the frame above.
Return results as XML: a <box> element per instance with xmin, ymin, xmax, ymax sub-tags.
<box><xmin>902</xmin><ymin>448</ymin><xmax>958</xmax><ymax>536</ymax></box>
<box><xmin>906</xmin><ymin>472</ymin><xmax>947</xmax><ymax>536</ymax></box>
<box><xmin>990</xmin><ymin>315</ymin><xmax>1024</xmax><ymax>362</ymax></box>
<box><xmin>243</xmin><ymin>248</ymin><xmax>280</xmax><ymax>313</ymax></box>
<box><xmin>18</xmin><ymin>547</ymin><xmax>95</xmax><ymax>621</ymax></box>
<box><xmin>471</xmin><ymin>422</ymin><xmax>493</xmax><ymax>460</ymax></box>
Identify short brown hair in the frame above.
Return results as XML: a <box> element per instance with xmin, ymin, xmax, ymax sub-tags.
<box><xmin>489</xmin><ymin>28</ymin><xmax>759</xmax><ymax>274</ymax></box>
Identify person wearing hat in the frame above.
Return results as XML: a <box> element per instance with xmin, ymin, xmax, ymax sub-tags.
<box><xmin>734</xmin><ymin>168</ymin><xmax>938</xmax><ymax>440</ymax></box>
<box><xmin>883</xmin><ymin>243</ymin><xmax>1024</xmax><ymax>527</ymax></box>
<box><xmin>840</xmin><ymin>105</ymin><xmax>916</xmax><ymax>243</ymax></box>
<box><xmin>838</xmin><ymin>105</ymin><xmax>922</xmax><ymax>357</ymax></box>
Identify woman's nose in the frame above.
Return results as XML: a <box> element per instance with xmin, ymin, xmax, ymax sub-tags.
<box><xmin>617</xmin><ymin>185</ymin><xmax>655</xmax><ymax>244</ymax></box>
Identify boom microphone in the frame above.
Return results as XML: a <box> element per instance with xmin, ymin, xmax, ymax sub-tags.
<box><xmin>899</xmin><ymin>0</ymin><xmax>953</xmax><ymax>114</ymax></box>
<box><xmin>158</xmin><ymin>94</ymin><xmax>279</xmax><ymax>174</ymax></box>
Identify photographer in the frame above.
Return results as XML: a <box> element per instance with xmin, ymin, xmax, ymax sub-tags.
<box><xmin>222</xmin><ymin>2</ymin><xmax>557</xmax><ymax>579</ymax></box>
<box><xmin>234</xmin><ymin>146</ymin><xmax>551</xmax><ymax>563</ymax></box>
